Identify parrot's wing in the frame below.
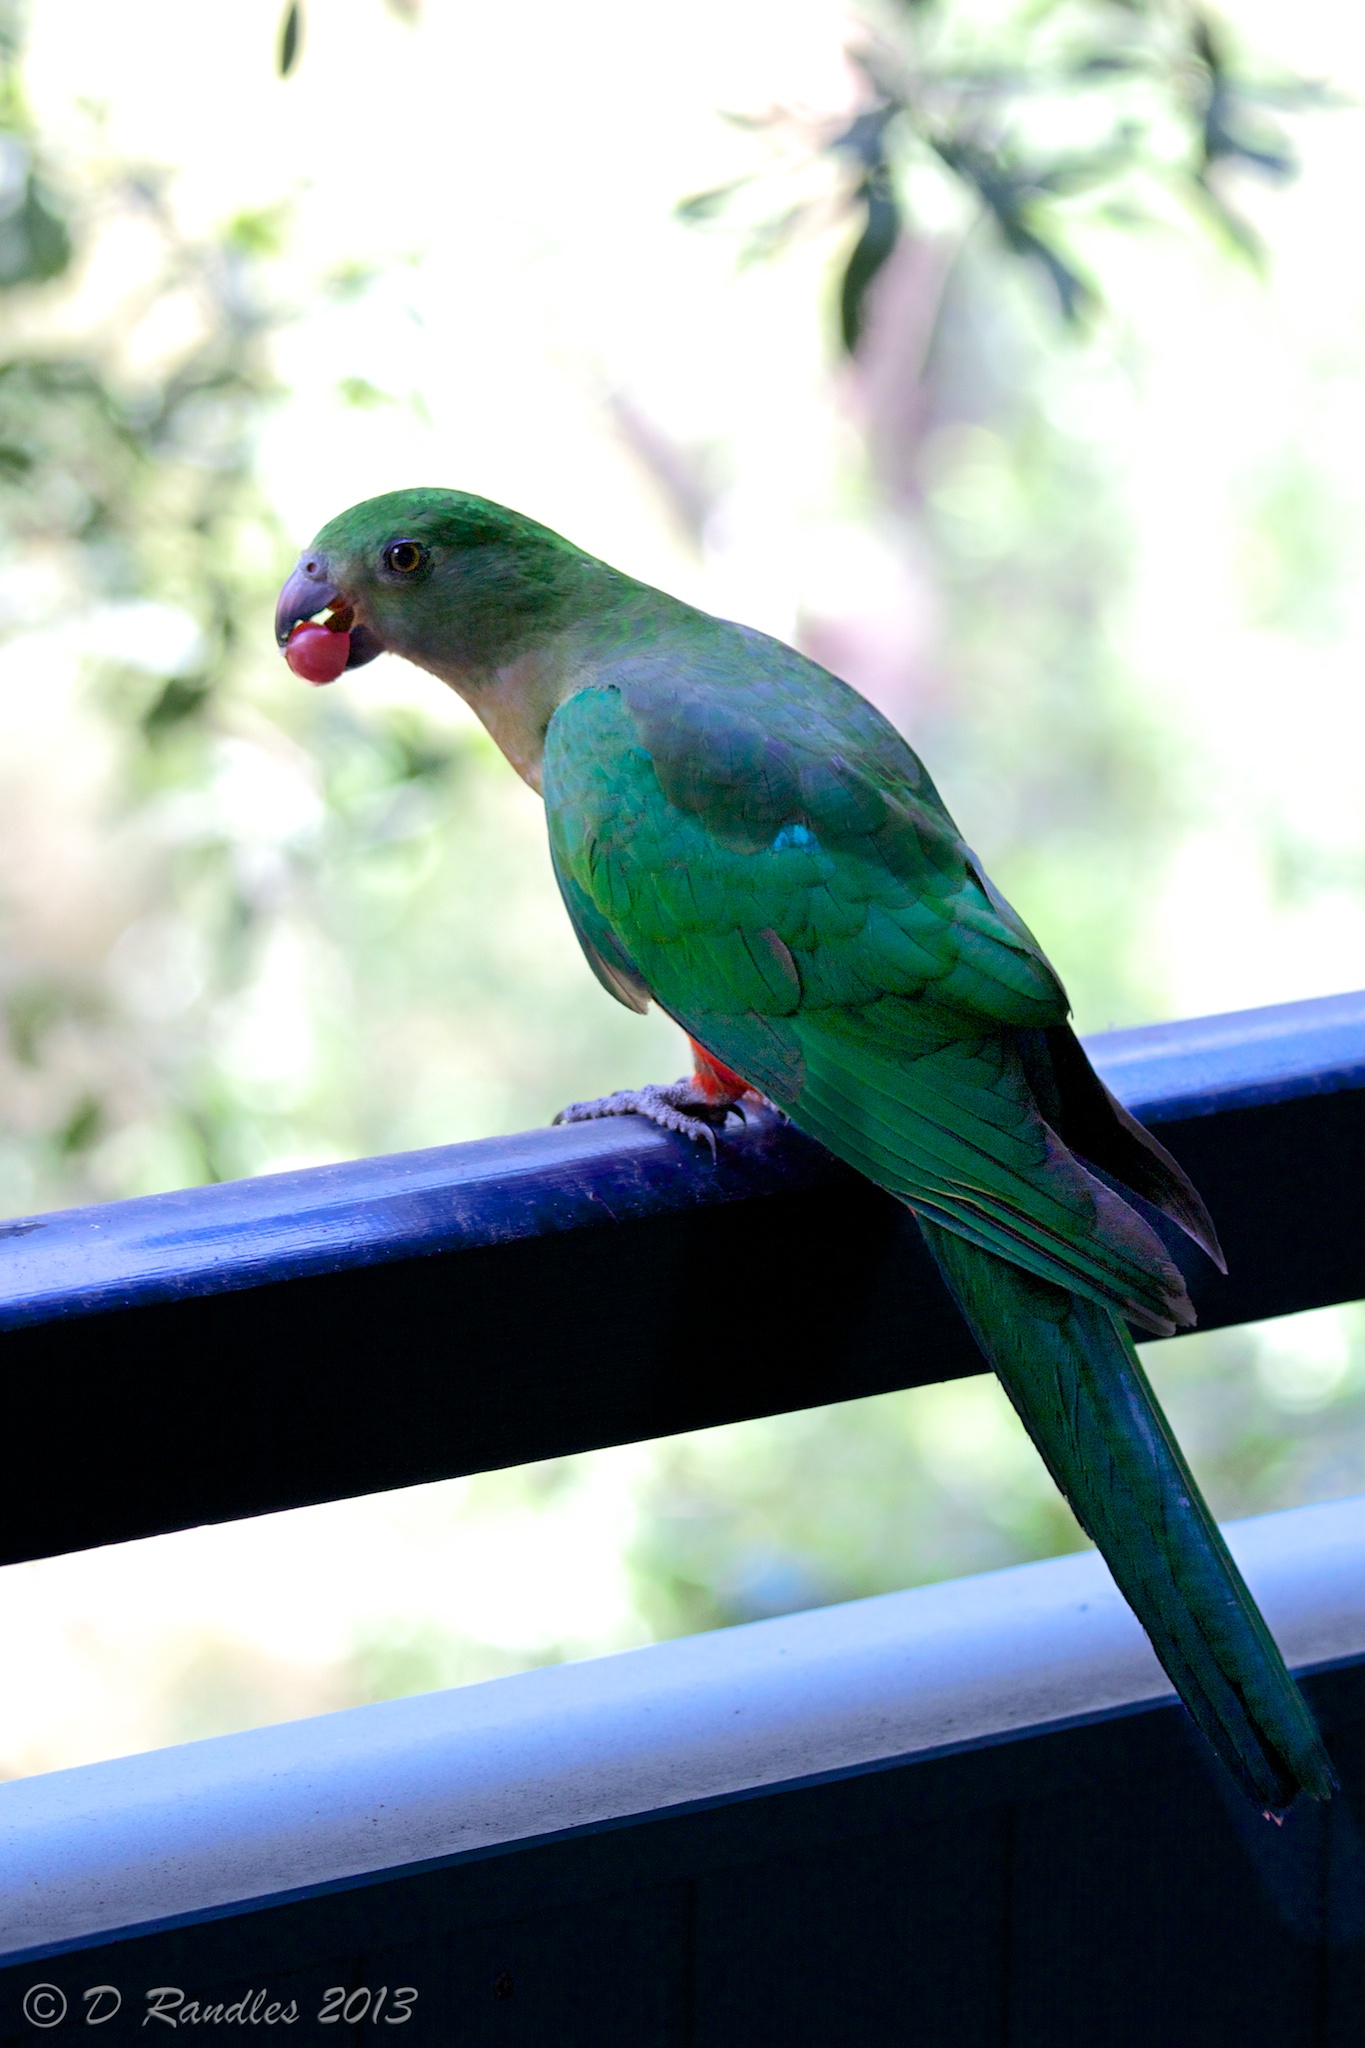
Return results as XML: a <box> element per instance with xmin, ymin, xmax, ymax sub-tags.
<box><xmin>593</xmin><ymin>622</ymin><xmax>1070</xmax><ymax>1030</ymax></box>
<box><xmin>543</xmin><ymin>648</ymin><xmax>1192</xmax><ymax>1336</ymax></box>
<box><xmin>546</xmin><ymin>625</ymin><xmax>1067</xmax><ymax>1030</ymax></box>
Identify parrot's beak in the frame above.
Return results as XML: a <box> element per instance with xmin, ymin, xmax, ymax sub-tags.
<box><xmin>274</xmin><ymin>556</ymin><xmax>384</xmax><ymax>668</ymax></box>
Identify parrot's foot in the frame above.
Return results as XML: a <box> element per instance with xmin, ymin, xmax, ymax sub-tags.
<box><xmin>554</xmin><ymin>1078</ymin><xmax>744</xmax><ymax>1157</ymax></box>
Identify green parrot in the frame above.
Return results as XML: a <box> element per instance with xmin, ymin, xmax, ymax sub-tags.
<box><xmin>276</xmin><ymin>486</ymin><xmax>1333</xmax><ymax>1811</ymax></box>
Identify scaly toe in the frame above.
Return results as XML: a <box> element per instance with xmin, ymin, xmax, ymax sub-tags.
<box><xmin>553</xmin><ymin>1079</ymin><xmax>736</xmax><ymax>1156</ymax></box>
<box><xmin>554</xmin><ymin>1090</ymin><xmax>647</xmax><ymax>1127</ymax></box>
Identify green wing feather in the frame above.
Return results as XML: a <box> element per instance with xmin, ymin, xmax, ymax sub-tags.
<box><xmin>544</xmin><ymin>660</ymin><xmax>1189</xmax><ymax>1335</ymax></box>
<box><xmin>541</xmin><ymin>613</ymin><xmax>1334</xmax><ymax>1808</ymax></box>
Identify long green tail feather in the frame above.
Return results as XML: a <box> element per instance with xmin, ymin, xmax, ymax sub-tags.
<box><xmin>918</xmin><ymin>1214</ymin><xmax>1335</xmax><ymax>1810</ymax></box>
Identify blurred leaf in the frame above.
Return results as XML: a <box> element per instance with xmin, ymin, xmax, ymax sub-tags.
<box><xmin>1073</xmin><ymin>52</ymin><xmax>1147</xmax><ymax>77</ymax></box>
<box><xmin>337</xmin><ymin>374</ymin><xmax>395</xmax><ymax>409</ymax></box>
<box><xmin>59</xmin><ymin>1095</ymin><xmax>103</xmax><ymax>1155</ymax></box>
<box><xmin>0</xmin><ymin>176</ymin><xmax>70</xmax><ymax>289</ymax></box>
<box><xmin>141</xmin><ymin>676</ymin><xmax>212</xmax><ymax>739</ymax></box>
<box><xmin>739</xmin><ymin>200</ymin><xmax>819</xmax><ymax>266</ymax></box>
<box><xmin>831</xmin><ymin>105</ymin><xmax>899</xmax><ymax>175</ymax></box>
<box><xmin>718</xmin><ymin>109</ymin><xmax>784</xmax><ymax>134</ymax></box>
<box><xmin>839</xmin><ymin>173</ymin><xmax>901</xmax><ymax>353</ymax></box>
<box><xmin>933</xmin><ymin>135</ymin><xmax>1095</xmax><ymax>323</ymax></box>
<box><xmin>674</xmin><ymin>180</ymin><xmax>750</xmax><ymax>225</ymax></box>
<box><xmin>226</xmin><ymin>206</ymin><xmax>288</xmax><ymax>258</ymax></box>
<box><xmin>7</xmin><ymin>985</ymin><xmax>69</xmax><ymax>1067</ymax></box>
<box><xmin>1032</xmin><ymin>134</ymin><xmax>1141</xmax><ymax>198</ymax></box>
<box><xmin>1186</xmin><ymin>171</ymin><xmax>1263</xmax><ymax>265</ymax></box>
<box><xmin>277</xmin><ymin>0</ymin><xmax>302</xmax><ymax>79</ymax></box>
<box><xmin>325</xmin><ymin>259</ymin><xmax>379</xmax><ymax>300</ymax></box>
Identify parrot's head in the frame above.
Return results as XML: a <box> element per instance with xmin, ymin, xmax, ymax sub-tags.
<box><xmin>274</xmin><ymin>487</ymin><xmax>604</xmax><ymax>688</ymax></box>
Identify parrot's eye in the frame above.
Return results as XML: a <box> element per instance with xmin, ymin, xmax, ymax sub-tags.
<box><xmin>382</xmin><ymin>539</ymin><xmax>428</xmax><ymax>576</ymax></box>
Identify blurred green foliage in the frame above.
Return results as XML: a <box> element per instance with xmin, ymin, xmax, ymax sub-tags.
<box><xmin>0</xmin><ymin>11</ymin><xmax>679</xmax><ymax>1215</ymax></box>
<box><xmin>890</xmin><ymin>259</ymin><xmax>1181</xmax><ymax>1025</ymax></box>
<box><xmin>0</xmin><ymin>47</ymin><xmax>295</xmax><ymax>1199</ymax></box>
<box><xmin>683</xmin><ymin>0</ymin><xmax>1323</xmax><ymax>347</ymax></box>
<box><xmin>620</xmin><ymin>1303</ymin><xmax>1365</xmax><ymax>1639</ymax></box>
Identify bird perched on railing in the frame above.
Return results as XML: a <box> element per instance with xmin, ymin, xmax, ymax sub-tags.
<box><xmin>277</xmin><ymin>487</ymin><xmax>1334</xmax><ymax>1813</ymax></box>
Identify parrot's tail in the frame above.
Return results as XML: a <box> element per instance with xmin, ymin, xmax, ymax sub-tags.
<box><xmin>917</xmin><ymin>1215</ymin><xmax>1335</xmax><ymax>1811</ymax></box>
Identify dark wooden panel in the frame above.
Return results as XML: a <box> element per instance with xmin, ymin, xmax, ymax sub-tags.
<box><xmin>292</xmin><ymin>1885</ymin><xmax>693</xmax><ymax>2048</ymax></box>
<box><xmin>693</xmin><ymin>1811</ymin><xmax>1009</xmax><ymax>2048</ymax></box>
<box><xmin>1318</xmin><ymin>1718</ymin><xmax>1365</xmax><ymax>2046</ymax></box>
<box><xmin>0</xmin><ymin>1181</ymin><xmax>978</xmax><ymax>1566</ymax></box>
<box><xmin>1007</xmin><ymin>1758</ymin><xmax>1327</xmax><ymax>2048</ymax></box>
<box><xmin>1157</xmin><ymin>1090</ymin><xmax>1365</xmax><ymax>1333</ymax></box>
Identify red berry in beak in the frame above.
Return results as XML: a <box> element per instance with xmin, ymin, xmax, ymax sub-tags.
<box><xmin>285</xmin><ymin>621</ymin><xmax>351</xmax><ymax>685</ymax></box>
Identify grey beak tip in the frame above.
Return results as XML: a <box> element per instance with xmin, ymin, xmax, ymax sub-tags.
<box><xmin>275</xmin><ymin>559</ymin><xmax>341</xmax><ymax>648</ymax></box>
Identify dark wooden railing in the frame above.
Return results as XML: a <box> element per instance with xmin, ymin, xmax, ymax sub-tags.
<box><xmin>0</xmin><ymin>987</ymin><xmax>1363</xmax><ymax>2045</ymax></box>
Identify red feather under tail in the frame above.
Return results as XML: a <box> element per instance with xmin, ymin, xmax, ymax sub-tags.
<box><xmin>688</xmin><ymin>1038</ymin><xmax>753</xmax><ymax>1105</ymax></box>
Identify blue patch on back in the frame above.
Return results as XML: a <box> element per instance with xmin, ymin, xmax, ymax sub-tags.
<box><xmin>771</xmin><ymin>822</ymin><xmax>818</xmax><ymax>853</ymax></box>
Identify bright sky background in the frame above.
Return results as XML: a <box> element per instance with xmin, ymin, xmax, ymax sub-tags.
<box><xmin>3</xmin><ymin>0</ymin><xmax>1365</xmax><ymax>1778</ymax></box>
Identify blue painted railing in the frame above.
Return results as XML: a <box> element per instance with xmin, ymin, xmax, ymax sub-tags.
<box><xmin>1</xmin><ymin>987</ymin><xmax>1362</xmax><ymax>1568</ymax></box>
<box><xmin>1</xmin><ymin>987</ymin><xmax>1364</xmax><ymax>2045</ymax></box>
